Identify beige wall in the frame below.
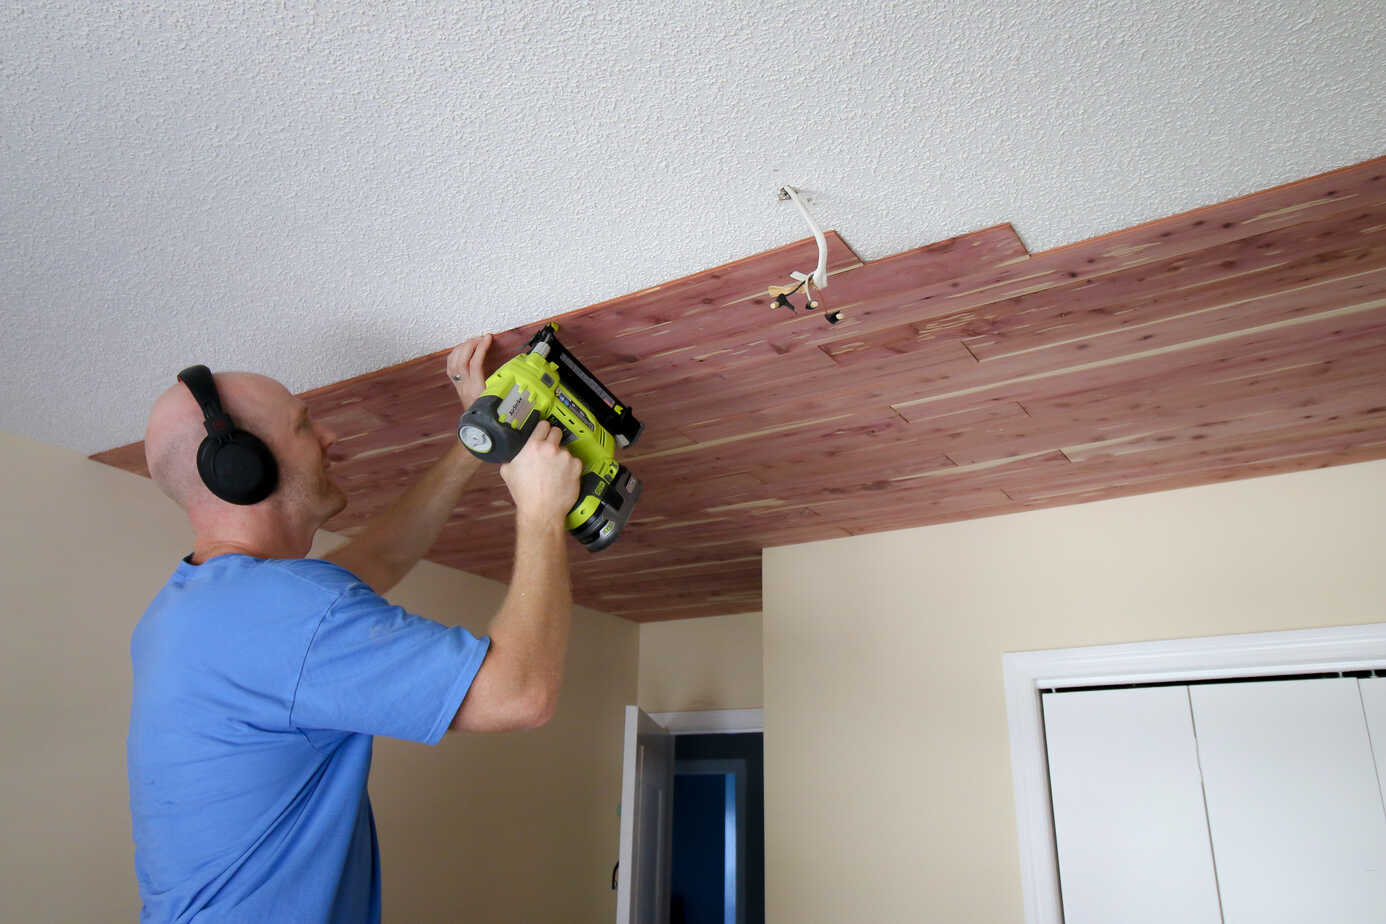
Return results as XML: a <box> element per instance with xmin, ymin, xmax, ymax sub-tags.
<box><xmin>1</xmin><ymin>432</ymin><xmax>190</xmax><ymax>922</ymax></box>
<box><xmin>637</xmin><ymin>609</ymin><xmax>763</xmax><ymax>713</ymax></box>
<box><xmin>13</xmin><ymin>425</ymin><xmax>1383</xmax><ymax>922</ymax></box>
<box><xmin>762</xmin><ymin>459</ymin><xmax>1386</xmax><ymax>923</ymax></box>
<box><xmin>0</xmin><ymin>430</ymin><xmax>637</xmax><ymax>922</ymax></box>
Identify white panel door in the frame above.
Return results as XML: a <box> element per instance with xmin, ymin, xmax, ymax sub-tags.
<box><xmin>616</xmin><ymin>706</ymin><xmax>674</xmax><ymax>924</ymax></box>
<box><xmin>1042</xmin><ymin>687</ymin><xmax>1222</xmax><ymax>924</ymax></box>
<box><xmin>1191</xmin><ymin>678</ymin><xmax>1386</xmax><ymax>922</ymax></box>
<box><xmin>1361</xmin><ymin>676</ymin><xmax>1386</xmax><ymax>814</ymax></box>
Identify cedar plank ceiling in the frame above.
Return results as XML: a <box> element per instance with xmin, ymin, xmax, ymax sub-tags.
<box><xmin>94</xmin><ymin>156</ymin><xmax>1386</xmax><ymax>622</ymax></box>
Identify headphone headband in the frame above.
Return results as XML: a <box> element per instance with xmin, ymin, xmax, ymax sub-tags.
<box><xmin>177</xmin><ymin>365</ymin><xmax>234</xmax><ymax>441</ymax></box>
<box><xmin>176</xmin><ymin>364</ymin><xmax>279</xmax><ymax>505</ymax></box>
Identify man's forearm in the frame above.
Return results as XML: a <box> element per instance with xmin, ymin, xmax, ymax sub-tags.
<box><xmin>325</xmin><ymin>442</ymin><xmax>482</xmax><ymax>593</ymax></box>
<box><xmin>448</xmin><ymin>513</ymin><xmax>572</xmax><ymax>733</ymax></box>
<box><xmin>489</xmin><ymin>514</ymin><xmax>572</xmax><ymax>717</ymax></box>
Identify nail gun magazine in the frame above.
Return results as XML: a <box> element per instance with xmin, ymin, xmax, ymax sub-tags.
<box><xmin>456</xmin><ymin>324</ymin><xmax>643</xmax><ymax>552</ymax></box>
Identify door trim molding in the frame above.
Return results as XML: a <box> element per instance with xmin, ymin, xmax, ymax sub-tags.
<box><xmin>1003</xmin><ymin>621</ymin><xmax>1386</xmax><ymax>924</ymax></box>
<box><xmin>650</xmin><ymin>708</ymin><xmax>763</xmax><ymax>735</ymax></box>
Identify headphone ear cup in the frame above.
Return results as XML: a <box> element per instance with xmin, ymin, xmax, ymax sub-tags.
<box><xmin>196</xmin><ymin>430</ymin><xmax>279</xmax><ymax>505</ymax></box>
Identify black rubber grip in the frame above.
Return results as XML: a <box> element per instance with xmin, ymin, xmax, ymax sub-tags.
<box><xmin>457</xmin><ymin>395</ymin><xmax>538</xmax><ymax>464</ymax></box>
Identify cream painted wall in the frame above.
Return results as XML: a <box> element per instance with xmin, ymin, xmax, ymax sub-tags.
<box><xmin>0</xmin><ymin>430</ymin><xmax>637</xmax><ymax>922</ymax></box>
<box><xmin>14</xmin><ymin>427</ymin><xmax>1380</xmax><ymax>922</ymax></box>
<box><xmin>0</xmin><ymin>432</ymin><xmax>190</xmax><ymax>922</ymax></box>
<box><xmin>763</xmin><ymin>459</ymin><xmax>1386</xmax><ymax>924</ymax></box>
<box><xmin>637</xmin><ymin>609</ymin><xmax>763</xmax><ymax>713</ymax></box>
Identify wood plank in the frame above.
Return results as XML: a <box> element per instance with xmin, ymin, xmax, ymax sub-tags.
<box><xmin>1020</xmin><ymin>333</ymin><xmax>1386</xmax><ymax>423</ymax></box>
<box><xmin>940</xmin><ymin>363</ymin><xmax>1386</xmax><ymax>469</ymax></box>
<box><xmin>640</xmin><ymin>447</ymin><xmax>957</xmax><ymax>520</ymax></box>
<box><xmin>806</xmin><ymin>451</ymin><xmax>1074</xmax><ymax>532</ymax></box>
<box><xmin>627</xmin><ymin>412</ymin><xmax>957</xmax><ymax>497</ymax></box>
<box><xmin>1002</xmin><ymin>418</ymin><xmax>1386</xmax><ymax>505</ymax></box>
<box><xmin>999</xmin><ymin>442</ymin><xmax>1386</xmax><ymax>522</ymax></box>
<box><xmin>642</xmin><ymin>343</ymin><xmax>977</xmax><ymax>445</ymax></box>
<box><xmin>616</xmin><ymin>594</ymin><xmax>767</xmax><ymax>623</ymax></box>
<box><xmin>962</xmin><ymin>205</ymin><xmax>1386</xmax><ymax>361</ymax></box>
<box><xmin>819</xmin><ymin>224</ymin><xmax>1029</xmax><ymax>301</ymax></box>
<box><xmin>583</xmin><ymin>558</ymin><xmax>762</xmax><ymax>599</ymax></box>
<box><xmin>1061</xmin><ymin>395</ymin><xmax>1386</xmax><ymax>463</ymax></box>
<box><xmin>933</xmin><ymin>338</ymin><xmax>1386</xmax><ymax>468</ymax></box>
<box><xmin>890</xmin><ymin>298</ymin><xmax>1386</xmax><ymax>424</ymax></box>
<box><xmin>522</xmin><ymin>233</ymin><xmax>863</xmax><ymax>397</ymax></box>
<box><xmin>559</xmin><ymin>233</ymin><xmax>861</xmax><ymax>337</ymax></box>
<box><xmin>623</xmin><ymin>342</ymin><xmax>845</xmax><ymax>424</ymax></box>
<box><xmin>588</xmin><ymin>225</ymin><xmax>1027</xmax><ymax>397</ymax></box>
<box><xmin>579</xmin><ymin>542</ymin><xmax>763</xmax><ymax>580</ymax></box>
<box><xmin>90</xmin><ymin>441</ymin><xmax>148</xmax><ymax>477</ymax></box>
<box><xmin>895</xmin><ymin>399</ymin><xmax>1030</xmax><ymax>427</ymax></box>
<box><xmin>756</xmin><ymin>158</ymin><xmax>1386</xmax><ymax>364</ymax></box>
<box><xmin>815</xmin><ymin>204</ymin><xmax>1386</xmax><ymax>382</ymax></box>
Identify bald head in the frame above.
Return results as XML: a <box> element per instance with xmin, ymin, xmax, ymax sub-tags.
<box><xmin>144</xmin><ymin>371</ymin><xmax>294</xmax><ymax>511</ymax></box>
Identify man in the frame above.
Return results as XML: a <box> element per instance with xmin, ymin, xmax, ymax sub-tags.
<box><xmin>127</xmin><ymin>334</ymin><xmax>582</xmax><ymax>922</ymax></box>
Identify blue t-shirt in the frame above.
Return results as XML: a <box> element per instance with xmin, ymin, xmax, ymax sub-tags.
<box><xmin>127</xmin><ymin>555</ymin><xmax>490</xmax><ymax>922</ymax></box>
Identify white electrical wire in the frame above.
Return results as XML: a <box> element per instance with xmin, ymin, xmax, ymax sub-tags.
<box><xmin>780</xmin><ymin>186</ymin><xmax>829</xmax><ymax>289</ymax></box>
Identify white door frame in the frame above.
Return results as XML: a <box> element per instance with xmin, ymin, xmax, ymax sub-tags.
<box><xmin>650</xmin><ymin>708</ymin><xmax>763</xmax><ymax>735</ymax></box>
<box><xmin>1003</xmin><ymin>622</ymin><xmax>1386</xmax><ymax>924</ymax></box>
<box><xmin>617</xmin><ymin>707</ymin><xmax>675</xmax><ymax>924</ymax></box>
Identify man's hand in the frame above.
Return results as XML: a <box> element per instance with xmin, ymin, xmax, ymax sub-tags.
<box><xmin>446</xmin><ymin>333</ymin><xmax>493</xmax><ymax>409</ymax></box>
<box><xmin>500</xmin><ymin>420</ymin><xmax>582</xmax><ymax>527</ymax></box>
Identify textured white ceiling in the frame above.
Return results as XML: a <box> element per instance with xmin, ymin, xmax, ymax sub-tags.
<box><xmin>3</xmin><ymin>0</ymin><xmax>1383</xmax><ymax>454</ymax></box>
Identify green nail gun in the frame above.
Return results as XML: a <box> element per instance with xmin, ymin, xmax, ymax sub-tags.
<box><xmin>457</xmin><ymin>324</ymin><xmax>644</xmax><ymax>552</ymax></box>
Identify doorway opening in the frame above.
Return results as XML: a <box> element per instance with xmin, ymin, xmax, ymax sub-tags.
<box><xmin>616</xmin><ymin>708</ymin><xmax>764</xmax><ymax>924</ymax></box>
<box><xmin>670</xmin><ymin>733</ymin><xmax>763</xmax><ymax>924</ymax></box>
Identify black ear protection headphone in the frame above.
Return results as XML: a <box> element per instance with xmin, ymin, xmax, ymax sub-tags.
<box><xmin>176</xmin><ymin>365</ymin><xmax>279</xmax><ymax>505</ymax></box>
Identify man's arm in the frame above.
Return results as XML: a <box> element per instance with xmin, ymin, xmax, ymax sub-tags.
<box><xmin>324</xmin><ymin>442</ymin><xmax>482</xmax><ymax>594</ymax></box>
<box><xmin>323</xmin><ymin>334</ymin><xmax>493</xmax><ymax>594</ymax></box>
<box><xmin>452</xmin><ymin>421</ymin><xmax>581</xmax><ymax>732</ymax></box>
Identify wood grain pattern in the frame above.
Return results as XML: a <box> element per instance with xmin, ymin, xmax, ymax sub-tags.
<box><xmin>92</xmin><ymin>156</ymin><xmax>1386</xmax><ymax>620</ymax></box>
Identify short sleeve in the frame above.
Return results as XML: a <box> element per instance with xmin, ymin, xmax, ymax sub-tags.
<box><xmin>289</xmin><ymin>579</ymin><xmax>490</xmax><ymax>745</ymax></box>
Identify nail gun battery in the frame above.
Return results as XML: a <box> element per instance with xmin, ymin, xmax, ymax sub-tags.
<box><xmin>568</xmin><ymin>465</ymin><xmax>642</xmax><ymax>552</ymax></box>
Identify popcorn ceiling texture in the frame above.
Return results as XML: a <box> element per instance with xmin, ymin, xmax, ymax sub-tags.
<box><xmin>2</xmin><ymin>0</ymin><xmax>1383</xmax><ymax>453</ymax></box>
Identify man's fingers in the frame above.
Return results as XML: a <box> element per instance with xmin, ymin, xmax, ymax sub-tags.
<box><xmin>446</xmin><ymin>334</ymin><xmax>492</xmax><ymax>383</ymax></box>
<box><xmin>468</xmin><ymin>334</ymin><xmax>491</xmax><ymax>379</ymax></box>
<box><xmin>526</xmin><ymin>420</ymin><xmax>564</xmax><ymax>449</ymax></box>
<box><xmin>445</xmin><ymin>344</ymin><xmax>470</xmax><ymax>380</ymax></box>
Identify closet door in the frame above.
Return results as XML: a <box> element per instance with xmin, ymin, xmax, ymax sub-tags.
<box><xmin>1360</xmin><ymin>676</ymin><xmax>1386</xmax><ymax>811</ymax></box>
<box><xmin>1042</xmin><ymin>687</ymin><xmax>1222</xmax><ymax>924</ymax></box>
<box><xmin>1190</xmin><ymin>678</ymin><xmax>1386</xmax><ymax>922</ymax></box>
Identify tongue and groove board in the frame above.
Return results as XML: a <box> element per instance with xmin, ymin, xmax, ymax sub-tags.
<box><xmin>92</xmin><ymin>156</ymin><xmax>1386</xmax><ymax>621</ymax></box>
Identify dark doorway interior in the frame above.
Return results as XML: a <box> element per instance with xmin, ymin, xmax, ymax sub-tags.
<box><xmin>670</xmin><ymin>732</ymin><xmax>764</xmax><ymax>924</ymax></box>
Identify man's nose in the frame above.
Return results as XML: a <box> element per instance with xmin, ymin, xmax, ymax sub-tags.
<box><xmin>315</xmin><ymin>422</ymin><xmax>338</xmax><ymax>450</ymax></box>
